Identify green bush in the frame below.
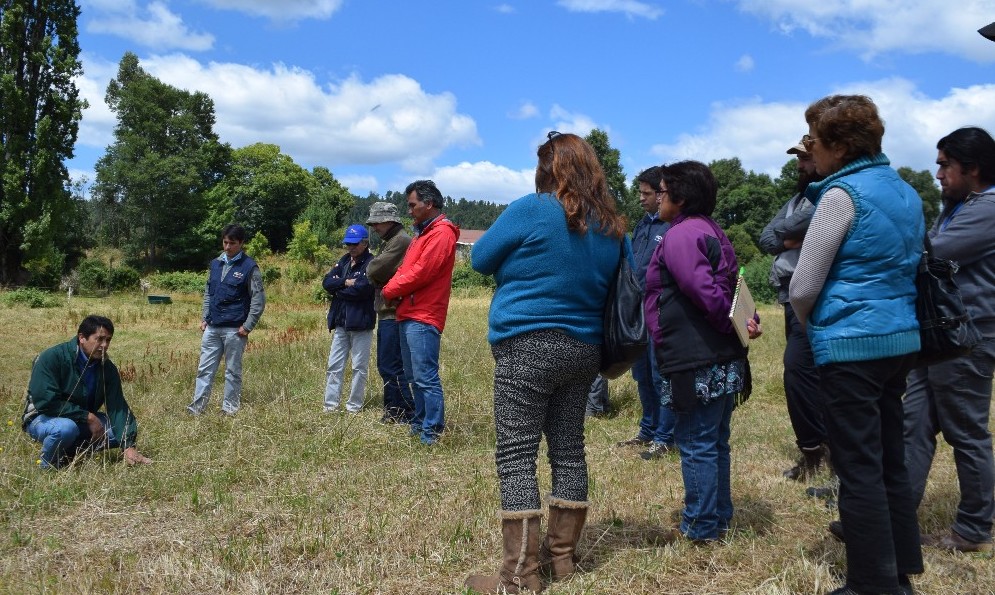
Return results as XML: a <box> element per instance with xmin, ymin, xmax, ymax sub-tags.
<box><xmin>743</xmin><ymin>254</ymin><xmax>777</xmax><ymax>305</ymax></box>
<box><xmin>287</xmin><ymin>262</ymin><xmax>317</xmax><ymax>284</ymax></box>
<box><xmin>261</xmin><ymin>266</ymin><xmax>282</xmax><ymax>285</ymax></box>
<box><xmin>311</xmin><ymin>281</ymin><xmax>331</xmax><ymax>303</ymax></box>
<box><xmin>451</xmin><ymin>261</ymin><xmax>495</xmax><ymax>290</ymax></box>
<box><xmin>1</xmin><ymin>288</ymin><xmax>60</xmax><ymax>308</ymax></box>
<box><xmin>147</xmin><ymin>271</ymin><xmax>208</xmax><ymax>293</ymax></box>
<box><xmin>109</xmin><ymin>265</ymin><xmax>141</xmax><ymax>292</ymax></box>
<box><xmin>75</xmin><ymin>258</ymin><xmax>110</xmax><ymax>293</ymax></box>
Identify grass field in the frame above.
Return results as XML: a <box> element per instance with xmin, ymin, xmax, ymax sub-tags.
<box><xmin>0</xmin><ymin>287</ymin><xmax>992</xmax><ymax>594</ymax></box>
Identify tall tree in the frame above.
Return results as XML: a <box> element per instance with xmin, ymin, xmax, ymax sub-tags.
<box><xmin>584</xmin><ymin>128</ymin><xmax>640</xmax><ymax>225</ymax></box>
<box><xmin>205</xmin><ymin>143</ymin><xmax>311</xmax><ymax>251</ymax></box>
<box><xmin>0</xmin><ymin>0</ymin><xmax>85</xmax><ymax>284</ymax></box>
<box><xmin>93</xmin><ymin>52</ymin><xmax>230</xmax><ymax>270</ymax></box>
<box><xmin>300</xmin><ymin>166</ymin><xmax>354</xmax><ymax>246</ymax></box>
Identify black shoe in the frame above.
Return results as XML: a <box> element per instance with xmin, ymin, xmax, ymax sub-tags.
<box><xmin>640</xmin><ymin>442</ymin><xmax>673</xmax><ymax>460</ymax></box>
<box><xmin>806</xmin><ymin>475</ymin><xmax>840</xmax><ymax>499</ymax></box>
<box><xmin>828</xmin><ymin>520</ymin><xmax>845</xmax><ymax>542</ymax></box>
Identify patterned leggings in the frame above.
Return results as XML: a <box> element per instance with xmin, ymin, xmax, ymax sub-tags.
<box><xmin>492</xmin><ymin>330</ymin><xmax>600</xmax><ymax>511</ymax></box>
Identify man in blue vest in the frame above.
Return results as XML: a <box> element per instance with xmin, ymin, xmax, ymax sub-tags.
<box><xmin>187</xmin><ymin>224</ymin><xmax>266</xmax><ymax>416</ymax></box>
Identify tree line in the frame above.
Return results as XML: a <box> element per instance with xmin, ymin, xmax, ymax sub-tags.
<box><xmin>1</xmin><ymin>1</ymin><xmax>940</xmax><ymax>292</ymax></box>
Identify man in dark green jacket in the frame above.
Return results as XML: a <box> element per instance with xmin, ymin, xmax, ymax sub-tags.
<box><xmin>22</xmin><ymin>315</ymin><xmax>152</xmax><ymax>469</ymax></box>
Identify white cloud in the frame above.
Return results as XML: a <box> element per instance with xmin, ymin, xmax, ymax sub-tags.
<box><xmin>548</xmin><ymin>104</ymin><xmax>602</xmax><ymax>138</ymax></box>
<box><xmin>76</xmin><ymin>54</ymin><xmax>119</xmax><ymax>150</ymax></box>
<box><xmin>75</xmin><ymin>53</ymin><xmax>480</xmax><ymax>173</ymax></box>
<box><xmin>734</xmin><ymin>0</ymin><xmax>995</xmax><ymax>62</ymax></box>
<box><xmin>557</xmin><ymin>0</ymin><xmax>663</xmax><ymax>20</ymax></box>
<box><xmin>423</xmin><ymin>161</ymin><xmax>536</xmax><ymax>204</ymax></box>
<box><xmin>509</xmin><ymin>101</ymin><xmax>539</xmax><ymax>120</ymax></box>
<box><xmin>735</xmin><ymin>54</ymin><xmax>755</xmax><ymax>72</ymax></box>
<box><xmin>495</xmin><ymin>4</ymin><xmax>515</xmax><ymax>14</ymax></box>
<box><xmin>337</xmin><ymin>174</ymin><xmax>379</xmax><ymax>194</ymax></box>
<box><xmin>650</xmin><ymin>79</ymin><xmax>995</xmax><ymax>179</ymax></box>
<box><xmin>200</xmin><ymin>0</ymin><xmax>343</xmax><ymax>21</ymax></box>
<box><xmin>85</xmin><ymin>1</ymin><xmax>214</xmax><ymax>51</ymax></box>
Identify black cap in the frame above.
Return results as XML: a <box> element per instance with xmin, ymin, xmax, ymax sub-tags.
<box><xmin>980</xmin><ymin>22</ymin><xmax>995</xmax><ymax>42</ymax></box>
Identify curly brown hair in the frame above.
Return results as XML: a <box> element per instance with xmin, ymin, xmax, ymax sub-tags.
<box><xmin>805</xmin><ymin>94</ymin><xmax>884</xmax><ymax>164</ymax></box>
<box><xmin>534</xmin><ymin>133</ymin><xmax>626</xmax><ymax>238</ymax></box>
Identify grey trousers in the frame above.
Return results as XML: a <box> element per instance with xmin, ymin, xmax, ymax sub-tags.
<box><xmin>903</xmin><ymin>338</ymin><xmax>995</xmax><ymax>543</ymax></box>
<box><xmin>492</xmin><ymin>330</ymin><xmax>599</xmax><ymax>511</ymax></box>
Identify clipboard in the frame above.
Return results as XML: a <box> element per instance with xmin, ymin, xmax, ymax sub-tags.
<box><xmin>728</xmin><ymin>273</ymin><xmax>756</xmax><ymax>347</ymax></box>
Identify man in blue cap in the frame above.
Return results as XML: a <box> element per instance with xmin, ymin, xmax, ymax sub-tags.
<box><xmin>322</xmin><ymin>224</ymin><xmax>376</xmax><ymax>413</ymax></box>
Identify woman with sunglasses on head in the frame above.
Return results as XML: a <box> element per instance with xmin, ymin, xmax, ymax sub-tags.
<box><xmin>645</xmin><ymin>160</ymin><xmax>761</xmax><ymax>545</ymax></box>
<box><xmin>789</xmin><ymin>95</ymin><xmax>924</xmax><ymax>595</ymax></box>
<box><xmin>465</xmin><ymin>132</ymin><xmax>625</xmax><ymax>593</ymax></box>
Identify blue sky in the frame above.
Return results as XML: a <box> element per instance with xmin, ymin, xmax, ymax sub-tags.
<box><xmin>69</xmin><ymin>0</ymin><xmax>995</xmax><ymax>204</ymax></box>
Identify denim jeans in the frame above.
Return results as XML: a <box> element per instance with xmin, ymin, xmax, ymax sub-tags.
<box><xmin>27</xmin><ymin>413</ymin><xmax>117</xmax><ymax>469</ymax></box>
<box><xmin>377</xmin><ymin>318</ymin><xmax>414</xmax><ymax>420</ymax></box>
<box><xmin>324</xmin><ymin>328</ymin><xmax>373</xmax><ymax>412</ymax></box>
<box><xmin>904</xmin><ymin>337</ymin><xmax>995</xmax><ymax>544</ymax></box>
<box><xmin>189</xmin><ymin>325</ymin><xmax>247</xmax><ymax>415</ymax></box>
<box><xmin>399</xmin><ymin>320</ymin><xmax>445</xmax><ymax>439</ymax></box>
<box><xmin>632</xmin><ymin>347</ymin><xmax>674</xmax><ymax>444</ymax></box>
<box><xmin>821</xmin><ymin>354</ymin><xmax>922</xmax><ymax>594</ymax></box>
<box><xmin>586</xmin><ymin>374</ymin><xmax>609</xmax><ymax>414</ymax></box>
<box><xmin>673</xmin><ymin>392</ymin><xmax>733</xmax><ymax>540</ymax></box>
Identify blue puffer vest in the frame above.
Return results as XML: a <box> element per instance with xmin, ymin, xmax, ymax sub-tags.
<box><xmin>804</xmin><ymin>154</ymin><xmax>924</xmax><ymax>366</ymax></box>
<box><xmin>207</xmin><ymin>254</ymin><xmax>257</xmax><ymax>327</ymax></box>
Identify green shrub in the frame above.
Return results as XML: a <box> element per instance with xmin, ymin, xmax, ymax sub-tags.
<box><xmin>245</xmin><ymin>232</ymin><xmax>273</xmax><ymax>260</ymax></box>
<box><xmin>75</xmin><ymin>258</ymin><xmax>110</xmax><ymax>293</ymax></box>
<box><xmin>287</xmin><ymin>262</ymin><xmax>317</xmax><ymax>284</ymax></box>
<box><xmin>743</xmin><ymin>254</ymin><xmax>777</xmax><ymax>305</ymax></box>
<box><xmin>0</xmin><ymin>288</ymin><xmax>60</xmax><ymax>308</ymax></box>
<box><xmin>109</xmin><ymin>265</ymin><xmax>141</xmax><ymax>292</ymax></box>
<box><xmin>261</xmin><ymin>266</ymin><xmax>282</xmax><ymax>285</ymax></box>
<box><xmin>451</xmin><ymin>261</ymin><xmax>494</xmax><ymax>290</ymax></box>
<box><xmin>311</xmin><ymin>281</ymin><xmax>331</xmax><ymax>303</ymax></box>
<box><xmin>147</xmin><ymin>271</ymin><xmax>208</xmax><ymax>293</ymax></box>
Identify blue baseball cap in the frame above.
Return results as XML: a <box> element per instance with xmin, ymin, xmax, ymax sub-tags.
<box><xmin>343</xmin><ymin>224</ymin><xmax>369</xmax><ymax>245</ymax></box>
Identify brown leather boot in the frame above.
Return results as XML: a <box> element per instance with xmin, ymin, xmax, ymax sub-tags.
<box><xmin>465</xmin><ymin>510</ymin><xmax>544</xmax><ymax>593</ymax></box>
<box><xmin>539</xmin><ymin>497</ymin><xmax>588</xmax><ymax>581</ymax></box>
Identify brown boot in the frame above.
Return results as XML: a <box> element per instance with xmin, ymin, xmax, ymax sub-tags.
<box><xmin>465</xmin><ymin>510</ymin><xmax>544</xmax><ymax>593</ymax></box>
<box><xmin>539</xmin><ymin>497</ymin><xmax>588</xmax><ymax>581</ymax></box>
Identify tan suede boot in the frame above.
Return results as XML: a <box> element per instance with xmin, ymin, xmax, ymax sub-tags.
<box><xmin>538</xmin><ymin>497</ymin><xmax>588</xmax><ymax>581</ymax></box>
<box><xmin>465</xmin><ymin>510</ymin><xmax>544</xmax><ymax>594</ymax></box>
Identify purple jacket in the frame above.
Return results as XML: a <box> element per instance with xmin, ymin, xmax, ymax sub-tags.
<box><xmin>645</xmin><ymin>214</ymin><xmax>744</xmax><ymax>373</ymax></box>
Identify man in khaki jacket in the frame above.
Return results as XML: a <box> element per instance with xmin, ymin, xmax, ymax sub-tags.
<box><xmin>366</xmin><ymin>202</ymin><xmax>414</xmax><ymax>423</ymax></box>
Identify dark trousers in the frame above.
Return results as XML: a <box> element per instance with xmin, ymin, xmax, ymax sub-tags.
<box><xmin>377</xmin><ymin>318</ymin><xmax>414</xmax><ymax>420</ymax></box>
<box><xmin>904</xmin><ymin>337</ymin><xmax>995</xmax><ymax>543</ymax></box>
<box><xmin>783</xmin><ymin>303</ymin><xmax>826</xmax><ymax>450</ymax></box>
<box><xmin>820</xmin><ymin>354</ymin><xmax>923</xmax><ymax>593</ymax></box>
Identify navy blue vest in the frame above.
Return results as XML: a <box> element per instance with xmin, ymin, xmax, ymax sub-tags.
<box><xmin>207</xmin><ymin>254</ymin><xmax>257</xmax><ymax>327</ymax></box>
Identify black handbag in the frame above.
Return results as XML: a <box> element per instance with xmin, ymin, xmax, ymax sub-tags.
<box><xmin>915</xmin><ymin>234</ymin><xmax>981</xmax><ymax>367</ymax></box>
<box><xmin>600</xmin><ymin>241</ymin><xmax>648</xmax><ymax>379</ymax></box>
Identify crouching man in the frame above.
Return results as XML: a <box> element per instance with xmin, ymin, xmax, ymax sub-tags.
<box><xmin>22</xmin><ymin>315</ymin><xmax>153</xmax><ymax>469</ymax></box>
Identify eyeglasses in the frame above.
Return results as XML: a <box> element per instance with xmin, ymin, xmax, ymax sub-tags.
<box><xmin>547</xmin><ymin>130</ymin><xmax>562</xmax><ymax>141</ymax></box>
<box><xmin>801</xmin><ymin>135</ymin><xmax>820</xmax><ymax>151</ymax></box>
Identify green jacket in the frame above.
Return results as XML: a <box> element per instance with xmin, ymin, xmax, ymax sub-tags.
<box><xmin>22</xmin><ymin>337</ymin><xmax>139</xmax><ymax>449</ymax></box>
<box><xmin>367</xmin><ymin>222</ymin><xmax>412</xmax><ymax>319</ymax></box>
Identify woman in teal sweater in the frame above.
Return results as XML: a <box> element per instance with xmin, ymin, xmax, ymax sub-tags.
<box><xmin>466</xmin><ymin>132</ymin><xmax>625</xmax><ymax>593</ymax></box>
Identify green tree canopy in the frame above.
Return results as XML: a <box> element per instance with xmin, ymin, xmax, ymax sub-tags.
<box><xmin>897</xmin><ymin>166</ymin><xmax>942</xmax><ymax>229</ymax></box>
<box><xmin>584</xmin><ymin>128</ymin><xmax>641</xmax><ymax>226</ymax></box>
<box><xmin>0</xmin><ymin>0</ymin><xmax>85</xmax><ymax>283</ymax></box>
<box><xmin>93</xmin><ymin>52</ymin><xmax>231</xmax><ymax>270</ymax></box>
<box><xmin>299</xmin><ymin>166</ymin><xmax>354</xmax><ymax>246</ymax></box>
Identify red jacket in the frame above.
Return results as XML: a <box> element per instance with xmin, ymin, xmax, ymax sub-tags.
<box><xmin>382</xmin><ymin>215</ymin><xmax>459</xmax><ymax>332</ymax></box>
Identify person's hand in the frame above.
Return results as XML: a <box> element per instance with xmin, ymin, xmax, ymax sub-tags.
<box><xmin>747</xmin><ymin>318</ymin><xmax>763</xmax><ymax>340</ymax></box>
<box><xmin>237</xmin><ymin>326</ymin><xmax>250</xmax><ymax>337</ymax></box>
<box><xmin>200</xmin><ymin>320</ymin><xmax>208</xmax><ymax>332</ymax></box>
<box><xmin>344</xmin><ymin>278</ymin><xmax>356</xmax><ymax>287</ymax></box>
<box><xmin>123</xmin><ymin>447</ymin><xmax>152</xmax><ymax>466</ymax></box>
<box><xmin>86</xmin><ymin>412</ymin><xmax>107</xmax><ymax>442</ymax></box>
<box><xmin>783</xmin><ymin>238</ymin><xmax>802</xmax><ymax>250</ymax></box>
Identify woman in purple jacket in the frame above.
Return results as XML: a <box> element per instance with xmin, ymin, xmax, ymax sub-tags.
<box><xmin>645</xmin><ymin>160</ymin><xmax>760</xmax><ymax>542</ymax></box>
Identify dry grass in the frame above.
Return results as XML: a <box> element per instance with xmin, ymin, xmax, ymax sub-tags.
<box><xmin>0</xmin><ymin>290</ymin><xmax>992</xmax><ymax>594</ymax></box>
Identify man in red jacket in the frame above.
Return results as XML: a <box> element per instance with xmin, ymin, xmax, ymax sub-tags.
<box><xmin>382</xmin><ymin>180</ymin><xmax>458</xmax><ymax>445</ymax></box>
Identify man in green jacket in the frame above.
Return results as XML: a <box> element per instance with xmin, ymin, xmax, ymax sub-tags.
<box><xmin>22</xmin><ymin>315</ymin><xmax>153</xmax><ymax>469</ymax></box>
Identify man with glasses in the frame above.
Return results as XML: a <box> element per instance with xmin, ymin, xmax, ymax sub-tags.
<box><xmin>760</xmin><ymin>140</ymin><xmax>830</xmax><ymax>481</ymax></box>
<box><xmin>322</xmin><ymin>224</ymin><xmax>376</xmax><ymax>413</ymax></box>
<box><xmin>382</xmin><ymin>180</ymin><xmax>459</xmax><ymax>445</ymax></box>
<box><xmin>616</xmin><ymin>166</ymin><xmax>674</xmax><ymax>460</ymax></box>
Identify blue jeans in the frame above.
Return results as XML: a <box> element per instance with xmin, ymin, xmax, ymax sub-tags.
<box><xmin>632</xmin><ymin>347</ymin><xmax>674</xmax><ymax>444</ymax></box>
<box><xmin>189</xmin><ymin>325</ymin><xmax>247</xmax><ymax>415</ymax></box>
<box><xmin>377</xmin><ymin>318</ymin><xmax>414</xmax><ymax>420</ymax></box>
<box><xmin>26</xmin><ymin>413</ymin><xmax>117</xmax><ymax>469</ymax></box>
<box><xmin>674</xmin><ymin>393</ymin><xmax>734</xmax><ymax>540</ymax></box>
<box><xmin>399</xmin><ymin>320</ymin><xmax>445</xmax><ymax>439</ymax></box>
